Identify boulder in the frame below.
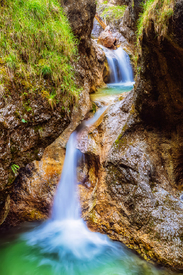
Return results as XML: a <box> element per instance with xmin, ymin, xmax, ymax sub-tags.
<box><xmin>98</xmin><ymin>30</ymin><xmax>117</xmax><ymax>49</ymax></box>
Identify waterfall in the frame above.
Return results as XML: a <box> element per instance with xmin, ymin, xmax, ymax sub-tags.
<box><xmin>51</xmin><ymin>131</ymin><xmax>81</xmax><ymax>221</ymax></box>
<box><xmin>23</xmin><ymin>107</ymin><xmax>125</xmax><ymax>274</ymax></box>
<box><xmin>52</xmin><ymin>106</ymin><xmax>107</xmax><ymax>221</ymax></box>
<box><xmin>101</xmin><ymin>45</ymin><xmax>134</xmax><ymax>84</ymax></box>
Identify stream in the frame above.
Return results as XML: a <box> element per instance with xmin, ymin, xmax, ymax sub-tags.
<box><xmin>0</xmin><ymin>47</ymin><xmax>180</xmax><ymax>275</ymax></box>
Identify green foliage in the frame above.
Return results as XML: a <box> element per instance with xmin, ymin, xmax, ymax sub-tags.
<box><xmin>11</xmin><ymin>164</ymin><xmax>20</xmax><ymax>174</ymax></box>
<box><xmin>0</xmin><ymin>0</ymin><xmax>79</xmax><ymax>103</ymax></box>
<box><xmin>101</xmin><ymin>5</ymin><xmax>127</xmax><ymax>21</ymax></box>
<box><xmin>92</xmin><ymin>102</ymin><xmax>97</xmax><ymax>114</ymax></box>
<box><xmin>21</xmin><ymin>118</ymin><xmax>28</xmax><ymax>123</ymax></box>
<box><xmin>136</xmin><ymin>0</ymin><xmax>174</xmax><ymax>42</ymax></box>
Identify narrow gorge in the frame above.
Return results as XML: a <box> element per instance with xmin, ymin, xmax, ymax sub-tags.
<box><xmin>0</xmin><ymin>0</ymin><xmax>183</xmax><ymax>274</ymax></box>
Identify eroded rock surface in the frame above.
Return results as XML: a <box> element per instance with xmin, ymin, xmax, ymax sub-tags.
<box><xmin>77</xmin><ymin>91</ymin><xmax>183</xmax><ymax>270</ymax></box>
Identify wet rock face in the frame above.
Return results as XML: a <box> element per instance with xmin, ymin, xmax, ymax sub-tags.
<box><xmin>1</xmin><ymin>140</ymin><xmax>65</xmax><ymax>227</ymax></box>
<box><xmin>134</xmin><ymin>0</ymin><xmax>183</xmax><ymax>188</ymax></box>
<box><xmin>0</xmin><ymin>96</ymin><xmax>70</xmax><ymax>225</ymax></box>
<box><xmin>172</xmin><ymin>0</ymin><xmax>183</xmax><ymax>48</ymax></box>
<box><xmin>135</xmin><ymin>29</ymin><xmax>183</xmax><ymax>129</ymax></box>
<box><xmin>61</xmin><ymin>0</ymin><xmax>96</xmax><ymax>51</ymax></box>
<box><xmin>61</xmin><ymin>0</ymin><xmax>108</xmax><ymax>92</ymax></box>
<box><xmin>75</xmin><ymin>39</ymin><xmax>109</xmax><ymax>92</ymax></box>
<box><xmin>119</xmin><ymin>0</ymin><xmax>144</xmax><ymax>44</ymax></box>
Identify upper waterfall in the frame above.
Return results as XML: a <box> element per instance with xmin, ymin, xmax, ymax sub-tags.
<box><xmin>101</xmin><ymin>45</ymin><xmax>134</xmax><ymax>84</ymax></box>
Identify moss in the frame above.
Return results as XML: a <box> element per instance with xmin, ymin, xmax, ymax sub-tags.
<box><xmin>23</xmin><ymin>209</ymin><xmax>45</xmax><ymax>220</ymax></box>
<box><xmin>130</xmin><ymin>103</ymin><xmax>136</xmax><ymax>115</ymax></box>
<box><xmin>114</xmin><ymin>133</ymin><xmax>122</xmax><ymax>146</ymax></box>
<box><xmin>92</xmin><ymin>102</ymin><xmax>97</xmax><ymax>114</ymax></box>
<box><xmin>114</xmin><ymin>123</ymin><xmax>128</xmax><ymax>146</ymax></box>
<box><xmin>149</xmin><ymin>221</ymin><xmax>154</xmax><ymax>227</ymax></box>
<box><xmin>7</xmin><ymin>174</ymin><xmax>15</xmax><ymax>186</ymax></box>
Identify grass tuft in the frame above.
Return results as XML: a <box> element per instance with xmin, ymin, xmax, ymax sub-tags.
<box><xmin>0</xmin><ymin>0</ymin><xmax>79</xmax><ymax>106</ymax></box>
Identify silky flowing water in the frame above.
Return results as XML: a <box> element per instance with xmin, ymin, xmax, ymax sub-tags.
<box><xmin>91</xmin><ymin>46</ymin><xmax>134</xmax><ymax>103</ymax></box>
<box><xmin>0</xmin><ymin>47</ymin><xmax>180</xmax><ymax>275</ymax></box>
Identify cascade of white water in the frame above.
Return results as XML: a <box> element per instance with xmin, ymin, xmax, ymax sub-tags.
<box><xmin>24</xmin><ymin>107</ymin><xmax>125</xmax><ymax>272</ymax></box>
<box><xmin>100</xmin><ymin>45</ymin><xmax>134</xmax><ymax>84</ymax></box>
<box><xmin>51</xmin><ymin>131</ymin><xmax>81</xmax><ymax>221</ymax></box>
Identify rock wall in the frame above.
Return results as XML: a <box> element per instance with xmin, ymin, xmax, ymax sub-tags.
<box><xmin>135</xmin><ymin>0</ymin><xmax>183</xmax><ymax>187</ymax></box>
<box><xmin>77</xmin><ymin>89</ymin><xmax>183</xmax><ymax>270</ymax></box>
<box><xmin>76</xmin><ymin>0</ymin><xmax>183</xmax><ymax>270</ymax></box>
<box><xmin>61</xmin><ymin>0</ymin><xmax>108</xmax><ymax>92</ymax></box>
<box><xmin>119</xmin><ymin>0</ymin><xmax>144</xmax><ymax>44</ymax></box>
